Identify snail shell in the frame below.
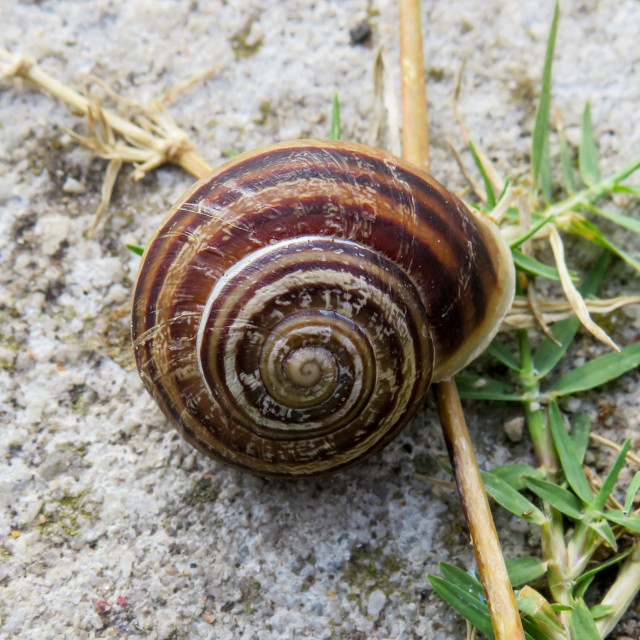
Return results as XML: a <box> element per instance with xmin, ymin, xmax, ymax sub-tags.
<box><xmin>132</xmin><ymin>140</ymin><xmax>514</xmax><ymax>477</ymax></box>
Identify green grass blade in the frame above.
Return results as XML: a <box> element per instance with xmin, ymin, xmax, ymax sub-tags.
<box><xmin>579</xmin><ymin>102</ymin><xmax>601</xmax><ymax>185</ymax></box>
<box><xmin>568</xmin><ymin>599</ymin><xmax>603</xmax><ymax>639</ymax></box>
<box><xmin>509</xmin><ymin>213</ymin><xmax>556</xmax><ymax>248</ymax></box>
<box><xmin>612</xmin><ymin>184</ymin><xmax>640</xmax><ymax>195</ymax></box>
<box><xmin>588</xmin><ymin>520</ymin><xmax>617</xmax><ymax>551</ymax></box>
<box><xmin>524</xmin><ymin>477</ymin><xmax>583</xmax><ymax>520</ymax></box>
<box><xmin>574</xmin><ymin>547</ymin><xmax>634</xmax><ymax>591</ymax></box>
<box><xmin>532</xmin><ymin>316</ymin><xmax>581</xmax><ymax>378</ymax></box>
<box><xmin>487</xmin><ymin>339</ymin><xmax>521</xmax><ymax>371</ymax></box>
<box><xmin>587</xmin><ymin>202</ymin><xmax>640</xmax><ymax>234</ymax></box>
<box><xmin>533</xmin><ymin>251</ymin><xmax>610</xmax><ymax>377</ymax></box>
<box><xmin>330</xmin><ymin>92</ymin><xmax>341</xmax><ymax>141</ymax></box>
<box><xmin>568</xmin><ymin>412</ymin><xmax>592</xmax><ymax>466</ymax></box>
<box><xmin>593</xmin><ymin>439</ymin><xmax>631</xmax><ymax>511</ymax></box>
<box><xmin>600</xmin><ymin>237</ymin><xmax>640</xmax><ymax>273</ymax></box>
<box><xmin>427</xmin><ymin>574</ymin><xmax>495</xmax><ymax>639</ymax></box>
<box><xmin>497</xmin><ymin>176</ymin><xmax>512</xmax><ymax>203</ymax></box>
<box><xmin>517</xmin><ymin>587</ymin><xmax>565</xmax><ymax>632</ymax></box>
<box><xmin>609</xmin><ymin>154</ymin><xmax>640</xmax><ymax>184</ymax></box>
<box><xmin>623</xmin><ymin>471</ymin><xmax>640</xmax><ymax>515</ymax></box>
<box><xmin>603</xmin><ymin>509</ymin><xmax>640</xmax><ymax>534</ymax></box>
<box><xmin>126</xmin><ymin>243</ymin><xmax>145</xmax><ymax>256</ymax></box>
<box><xmin>482</xmin><ymin>471</ymin><xmax>548</xmax><ymax>525</ymax></box>
<box><xmin>505</xmin><ymin>556</ymin><xmax>548</xmax><ymax>587</ymax></box>
<box><xmin>504</xmin><ymin>205</ymin><xmax>523</xmax><ymax>222</ymax></box>
<box><xmin>440</xmin><ymin>563</ymin><xmax>484</xmax><ymax>599</ymax></box>
<box><xmin>540</xmin><ymin>153</ymin><xmax>552</xmax><ymax>203</ymax></box>
<box><xmin>531</xmin><ymin>1</ymin><xmax>559</xmax><ymax>201</ymax></box>
<box><xmin>552</xmin><ymin>341</ymin><xmax>640</xmax><ymax>397</ymax></box>
<box><xmin>455</xmin><ymin>375</ymin><xmax>524</xmax><ymax>401</ymax></box>
<box><xmin>590</xmin><ymin>604</ymin><xmax>615</xmax><ymax>620</ymax></box>
<box><xmin>512</xmin><ymin>249</ymin><xmax>564</xmax><ymax>281</ymax></box>
<box><xmin>522</xmin><ymin>618</ymin><xmax>560</xmax><ymax>640</ymax></box>
<box><xmin>558</xmin><ymin>118</ymin><xmax>576</xmax><ymax>193</ymax></box>
<box><xmin>566</xmin><ymin>214</ymin><xmax>640</xmax><ymax>273</ymax></box>
<box><xmin>548</xmin><ymin>400</ymin><xmax>594</xmax><ymax>503</ymax></box>
<box><xmin>491</xmin><ymin>463</ymin><xmax>541</xmax><ymax>491</ymax></box>
<box><xmin>574</xmin><ymin>575</ymin><xmax>595</xmax><ymax>600</ymax></box>
<box><xmin>469</xmin><ymin>140</ymin><xmax>496</xmax><ymax>208</ymax></box>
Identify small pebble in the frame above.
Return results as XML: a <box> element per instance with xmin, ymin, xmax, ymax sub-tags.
<box><xmin>367</xmin><ymin>589</ymin><xmax>386</xmax><ymax>618</ymax></box>
<box><xmin>62</xmin><ymin>176</ymin><xmax>86</xmax><ymax>194</ymax></box>
<box><xmin>503</xmin><ymin>417</ymin><xmax>525</xmax><ymax>442</ymax></box>
<box><xmin>349</xmin><ymin>21</ymin><xmax>372</xmax><ymax>45</ymax></box>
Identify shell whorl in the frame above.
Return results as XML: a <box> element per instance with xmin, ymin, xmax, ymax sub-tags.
<box><xmin>132</xmin><ymin>140</ymin><xmax>514</xmax><ymax>477</ymax></box>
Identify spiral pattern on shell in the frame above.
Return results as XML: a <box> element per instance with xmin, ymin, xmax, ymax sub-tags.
<box><xmin>132</xmin><ymin>140</ymin><xmax>514</xmax><ymax>477</ymax></box>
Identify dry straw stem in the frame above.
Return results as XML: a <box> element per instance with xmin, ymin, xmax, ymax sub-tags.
<box><xmin>527</xmin><ymin>283</ymin><xmax>560</xmax><ymax>344</ymax></box>
<box><xmin>398</xmin><ymin>1</ymin><xmax>524</xmax><ymax>638</ymax></box>
<box><xmin>590</xmin><ymin>433</ymin><xmax>640</xmax><ymax>469</ymax></box>
<box><xmin>413</xmin><ymin>473</ymin><xmax>457</xmax><ymax>490</ymax></box>
<box><xmin>434</xmin><ymin>381</ymin><xmax>525</xmax><ymax>640</ymax></box>
<box><xmin>450</xmin><ymin>62</ymin><xmax>632</xmax><ymax>351</ymax></box>
<box><xmin>447</xmin><ymin>137</ymin><xmax>485</xmax><ymax>202</ymax></box>
<box><xmin>452</xmin><ymin>61</ymin><xmax>505</xmax><ymax>196</ymax></box>
<box><xmin>548</xmin><ymin>226</ymin><xmax>619</xmax><ymax>351</ymax></box>
<box><xmin>0</xmin><ymin>50</ymin><xmax>213</xmax><ymax>180</ymax></box>
<box><xmin>462</xmin><ymin>140</ymin><xmax>625</xmax><ymax>348</ymax></box>
<box><xmin>4</xmin><ymin>49</ymin><xmax>631</xmax><ymax>348</ymax></box>
<box><xmin>1</xmin><ymin>49</ymin><xmax>216</xmax><ymax>234</ymax></box>
<box><xmin>2</xmin><ymin>48</ymin><xmax>633</xmax><ymax>344</ymax></box>
<box><xmin>372</xmin><ymin>47</ymin><xmax>402</xmax><ymax>157</ymax></box>
<box><xmin>4</xmin><ymin>14</ymin><xmax>638</xmax><ymax>639</ymax></box>
<box><xmin>596</xmin><ymin>541</ymin><xmax>640</xmax><ymax>637</ymax></box>
<box><xmin>398</xmin><ymin>0</ymin><xmax>430</xmax><ymax>173</ymax></box>
<box><xmin>582</xmin><ymin>466</ymin><xmax>625</xmax><ymax>512</ymax></box>
<box><xmin>502</xmin><ymin>293</ymin><xmax>640</xmax><ymax>330</ymax></box>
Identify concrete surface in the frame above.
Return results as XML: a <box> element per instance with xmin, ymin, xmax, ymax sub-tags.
<box><xmin>1</xmin><ymin>1</ymin><xmax>639</xmax><ymax>638</ymax></box>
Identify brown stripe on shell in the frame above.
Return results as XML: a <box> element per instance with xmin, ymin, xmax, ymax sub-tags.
<box><xmin>197</xmin><ymin>240</ymin><xmax>431</xmax><ymax>440</ymax></box>
<box><xmin>132</xmin><ymin>139</ymin><xmax>514</xmax><ymax>477</ymax></box>
<box><xmin>139</xmin><ymin>192</ymin><xmax>466</xmax><ymax>367</ymax></box>
<box><xmin>134</xmin><ymin>238</ymin><xmax>434</xmax><ymax>476</ymax></box>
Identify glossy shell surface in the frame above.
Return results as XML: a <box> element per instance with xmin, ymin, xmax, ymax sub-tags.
<box><xmin>132</xmin><ymin>140</ymin><xmax>514</xmax><ymax>477</ymax></box>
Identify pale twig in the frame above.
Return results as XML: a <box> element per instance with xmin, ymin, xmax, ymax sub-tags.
<box><xmin>596</xmin><ymin>541</ymin><xmax>640</xmax><ymax>638</ymax></box>
<box><xmin>434</xmin><ymin>380</ymin><xmax>525</xmax><ymax>640</ymax></box>
<box><xmin>0</xmin><ymin>49</ymin><xmax>213</xmax><ymax>181</ymax></box>
<box><xmin>413</xmin><ymin>474</ymin><xmax>457</xmax><ymax>490</ymax></box>
<box><xmin>590</xmin><ymin>433</ymin><xmax>640</xmax><ymax>468</ymax></box>
<box><xmin>91</xmin><ymin>158</ymin><xmax>123</xmax><ymax>235</ymax></box>
<box><xmin>399</xmin><ymin>0</ymin><xmax>430</xmax><ymax>172</ymax></box>
<box><xmin>452</xmin><ymin>61</ymin><xmax>504</xmax><ymax>196</ymax></box>
<box><xmin>371</xmin><ymin>47</ymin><xmax>402</xmax><ymax>157</ymax></box>
<box><xmin>85</xmin><ymin>72</ymin><xmax>204</xmax><ymax>167</ymax></box>
<box><xmin>489</xmin><ymin>181</ymin><xmax>515</xmax><ymax>225</ymax></box>
<box><xmin>1</xmin><ymin>49</ymin><xmax>215</xmax><ymax>235</ymax></box>
<box><xmin>447</xmin><ymin>137</ymin><xmax>485</xmax><ymax>201</ymax></box>
<box><xmin>582</xmin><ymin>466</ymin><xmax>625</xmax><ymax>511</ymax></box>
<box><xmin>466</xmin><ymin>622</ymin><xmax>478</xmax><ymax>640</ymax></box>
<box><xmin>528</xmin><ymin>283</ymin><xmax>561</xmax><ymax>344</ymax></box>
<box><xmin>399</xmin><ymin>3</ymin><xmax>524</xmax><ymax>638</ymax></box>
<box><xmin>501</xmin><ymin>294</ymin><xmax>640</xmax><ymax>330</ymax></box>
<box><xmin>153</xmin><ymin>65</ymin><xmax>220</xmax><ymax>108</ymax></box>
<box><xmin>516</xmin><ymin>215</ymin><xmax>560</xmax><ymax>342</ymax></box>
<box><xmin>548</xmin><ymin>226</ymin><xmax>619</xmax><ymax>351</ymax></box>
<box><xmin>87</xmin><ymin>74</ymin><xmax>141</xmax><ymax>110</ymax></box>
